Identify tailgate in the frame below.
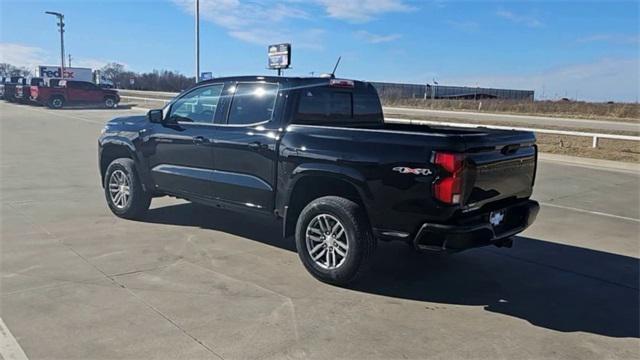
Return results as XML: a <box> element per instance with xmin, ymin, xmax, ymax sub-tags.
<box><xmin>463</xmin><ymin>130</ymin><xmax>537</xmax><ymax>208</ymax></box>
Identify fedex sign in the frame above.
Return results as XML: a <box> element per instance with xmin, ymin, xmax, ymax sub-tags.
<box><xmin>38</xmin><ymin>66</ymin><xmax>93</xmax><ymax>82</ymax></box>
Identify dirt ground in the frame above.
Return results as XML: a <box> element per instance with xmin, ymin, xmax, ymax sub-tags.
<box><xmin>383</xmin><ymin>98</ymin><xmax>640</xmax><ymax>122</ymax></box>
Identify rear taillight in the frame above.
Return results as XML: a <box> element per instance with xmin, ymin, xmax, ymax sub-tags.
<box><xmin>433</xmin><ymin>152</ymin><xmax>465</xmax><ymax>205</ymax></box>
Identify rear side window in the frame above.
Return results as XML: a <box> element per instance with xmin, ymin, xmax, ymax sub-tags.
<box><xmin>354</xmin><ymin>91</ymin><xmax>383</xmax><ymax>122</ymax></box>
<box><xmin>296</xmin><ymin>87</ymin><xmax>352</xmax><ymax>123</ymax></box>
<box><xmin>227</xmin><ymin>83</ymin><xmax>278</xmax><ymax>125</ymax></box>
<box><xmin>294</xmin><ymin>85</ymin><xmax>382</xmax><ymax>124</ymax></box>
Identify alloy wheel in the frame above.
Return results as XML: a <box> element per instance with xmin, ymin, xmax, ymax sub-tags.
<box><xmin>305</xmin><ymin>214</ymin><xmax>349</xmax><ymax>269</ymax></box>
<box><xmin>108</xmin><ymin>169</ymin><xmax>131</xmax><ymax>209</ymax></box>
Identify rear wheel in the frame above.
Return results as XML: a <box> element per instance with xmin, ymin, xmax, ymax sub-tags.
<box><xmin>295</xmin><ymin>196</ymin><xmax>376</xmax><ymax>286</ymax></box>
<box><xmin>104</xmin><ymin>96</ymin><xmax>117</xmax><ymax>108</ymax></box>
<box><xmin>48</xmin><ymin>96</ymin><xmax>64</xmax><ymax>109</ymax></box>
<box><xmin>104</xmin><ymin>158</ymin><xmax>151</xmax><ymax>219</ymax></box>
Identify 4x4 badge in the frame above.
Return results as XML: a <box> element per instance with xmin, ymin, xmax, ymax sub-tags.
<box><xmin>392</xmin><ymin>167</ymin><xmax>432</xmax><ymax>176</ymax></box>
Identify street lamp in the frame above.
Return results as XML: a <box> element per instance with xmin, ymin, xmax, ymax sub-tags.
<box><xmin>45</xmin><ymin>11</ymin><xmax>65</xmax><ymax>79</ymax></box>
<box><xmin>195</xmin><ymin>0</ymin><xmax>200</xmax><ymax>82</ymax></box>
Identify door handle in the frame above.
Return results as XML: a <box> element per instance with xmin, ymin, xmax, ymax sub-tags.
<box><xmin>193</xmin><ymin>136</ymin><xmax>208</xmax><ymax>145</ymax></box>
<box><xmin>248</xmin><ymin>141</ymin><xmax>266</xmax><ymax>151</ymax></box>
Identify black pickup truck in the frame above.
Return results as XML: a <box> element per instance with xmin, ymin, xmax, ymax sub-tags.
<box><xmin>2</xmin><ymin>76</ymin><xmax>26</xmax><ymax>102</ymax></box>
<box><xmin>99</xmin><ymin>76</ymin><xmax>539</xmax><ymax>285</ymax></box>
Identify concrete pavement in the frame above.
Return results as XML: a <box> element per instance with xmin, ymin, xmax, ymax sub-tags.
<box><xmin>1</xmin><ymin>102</ymin><xmax>638</xmax><ymax>359</ymax></box>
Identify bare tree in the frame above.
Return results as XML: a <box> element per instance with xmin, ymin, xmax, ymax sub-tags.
<box><xmin>0</xmin><ymin>63</ymin><xmax>31</xmax><ymax>77</ymax></box>
<box><xmin>100</xmin><ymin>62</ymin><xmax>126</xmax><ymax>85</ymax></box>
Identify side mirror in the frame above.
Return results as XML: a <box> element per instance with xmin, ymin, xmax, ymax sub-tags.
<box><xmin>148</xmin><ymin>109</ymin><xmax>164</xmax><ymax>123</ymax></box>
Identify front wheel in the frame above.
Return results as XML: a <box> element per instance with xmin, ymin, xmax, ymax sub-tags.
<box><xmin>295</xmin><ymin>196</ymin><xmax>376</xmax><ymax>286</ymax></box>
<box><xmin>48</xmin><ymin>96</ymin><xmax>64</xmax><ymax>109</ymax></box>
<box><xmin>104</xmin><ymin>158</ymin><xmax>151</xmax><ymax>219</ymax></box>
<box><xmin>104</xmin><ymin>97</ymin><xmax>117</xmax><ymax>108</ymax></box>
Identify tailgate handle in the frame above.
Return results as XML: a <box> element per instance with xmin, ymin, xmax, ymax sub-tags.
<box><xmin>501</xmin><ymin>144</ymin><xmax>520</xmax><ymax>155</ymax></box>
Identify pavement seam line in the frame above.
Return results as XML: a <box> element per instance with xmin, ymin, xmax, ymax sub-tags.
<box><xmin>540</xmin><ymin>202</ymin><xmax>640</xmax><ymax>223</ymax></box>
<box><xmin>6</xmin><ymin>103</ymin><xmax>104</xmax><ymax>125</ymax></box>
<box><xmin>5</xmin><ymin>203</ymin><xmax>226</xmax><ymax>360</ymax></box>
<box><xmin>0</xmin><ymin>317</ymin><xmax>29</xmax><ymax>360</ymax></box>
<box><xmin>114</xmin><ymin>271</ymin><xmax>226</xmax><ymax>360</ymax></box>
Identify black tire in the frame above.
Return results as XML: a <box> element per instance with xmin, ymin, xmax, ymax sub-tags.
<box><xmin>104</xmin><ymin>158</ymin><xmax>151</xmax><ymax>219</ymax></box>
<box><xmin>48</xmin><ymin>96</ymin><xmax>64</xmax><ymax>109</ymax></box>
<box><xmin>104</xmin><ymin>96</ymin><xmax>117</xmax><ymax>108</ymax></box>
<box><xmin>295</xmin><ymin>196</ymin><xmax>376</xmax><ymax>286</ymax></box>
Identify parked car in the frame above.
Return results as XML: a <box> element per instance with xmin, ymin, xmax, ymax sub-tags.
<box><xmin>31</xmin><ymin>80</ymin><xmax>120</xmax><ymax>109</ymax></box>
<box><xmin>3</xmin><ymin>77</ymin><xmax>26</xmax><ymax>102</ymax></box>
<box><xmin>0</xmin><ymin>77</ymin><xmax>7</xmax><ymax>99</ymax></box>
<box><xmin>14</xmin><ymin>77</ymin><xmax>43</xmax><ymax>104</ymax></box>
<box><xmin>98</xmin><ymin>75</ymin><xmax>539</xmax><ymax>285</ymax></box>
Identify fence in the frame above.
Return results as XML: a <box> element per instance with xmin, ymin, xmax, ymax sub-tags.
<box><xmin>370</xmin><ymin>82</ymin><xmax>534</xmax><ymax>101</ymax></box>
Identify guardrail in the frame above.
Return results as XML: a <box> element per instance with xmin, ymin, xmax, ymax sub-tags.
<box><xmin>120</xmin><ymin>95</ymin><xmax>171</xmax><ymax>104</ymax></box>
<box><xmin>118</xmin><ymin>93</ymin><xmax>640</xmax><ymax>148</ymax></box>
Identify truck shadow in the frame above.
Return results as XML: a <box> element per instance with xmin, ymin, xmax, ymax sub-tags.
<box><xmin>143</xmin><ymin>202</ymin><xmax>639</xmax><ymax>339</ymax></box>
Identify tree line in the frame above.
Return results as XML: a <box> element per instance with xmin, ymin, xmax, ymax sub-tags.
<box><xmin>99</xmin><ymin>62</ymin><xmax>195</xmax><ymax>92</ymax></box>
<box><xmin>0</xmin><ymin>62</ymin><xmax>195</xmax><ymax>92</ymax></box>
<box><xmin>0</xmin><ymin>63</ymin><xmax>32</xmax><ymax>77</ymax></box>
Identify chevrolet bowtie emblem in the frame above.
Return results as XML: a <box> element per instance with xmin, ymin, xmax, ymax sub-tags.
<box><xmin>392</xmin><ymin>167</ymin><xmax>432</xmax><ymax>176</ymax></box>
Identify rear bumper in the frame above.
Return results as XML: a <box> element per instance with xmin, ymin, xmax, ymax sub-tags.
<box><xmin>413</xmin><ymin>199</ymin><xmax>539</xmax><ymax>252</ymax></box>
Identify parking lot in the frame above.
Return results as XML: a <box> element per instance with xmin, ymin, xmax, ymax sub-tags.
<box><xmin>1</xmin><ymin>101</ymin><xmax>638</xmax><ymax>359</ymax></box>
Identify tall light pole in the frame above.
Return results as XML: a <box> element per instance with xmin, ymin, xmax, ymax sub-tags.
<box><xmin>195</xmin><ymin>0</ymin><xmax>200</xmax><ymax>82</ymax></box>
<box><xmin>45</xmin><ymin>11</ymin><xmax>65</xmax><ymax>79</ymax></box>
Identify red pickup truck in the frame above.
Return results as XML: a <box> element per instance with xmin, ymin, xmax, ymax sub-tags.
<box><xmin>31</xmin><ymin>80</ymin><xmax>120</xmax><ymax>109</ymax></box>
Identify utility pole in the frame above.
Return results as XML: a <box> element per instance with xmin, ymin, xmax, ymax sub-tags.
<box><xmin>195</xmin><ymin>0</ymin><xmax>200</xmax><ymax>82</ymax></box>
<box><xmin>45</xmin><ymin>11</ymin><xmax>65</xmax><ymax>78</ymax></box>
<box><xmin>68</xmin><ymin>54</ymin><xmax>72</xmax><ymax>67</ymax></box>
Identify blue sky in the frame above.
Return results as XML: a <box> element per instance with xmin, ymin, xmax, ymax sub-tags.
<box><xmin>1</xmin><ymin>0</ymin><xmax>638</xmax><ymax>101</ymax></box>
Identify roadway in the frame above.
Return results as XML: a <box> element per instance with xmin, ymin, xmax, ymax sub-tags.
<box><xmin>383</xmin><ymin>106</ymin><xmax>640</xmax><ymax>133</ymax></box>
<box><xmin>1</xmin><ymin>102</ymin><xmax>638</xmax><ymax>359</ymax></box>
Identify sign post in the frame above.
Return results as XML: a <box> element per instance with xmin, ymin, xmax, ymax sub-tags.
<box><xmin>268</xmin><ymin>43</ymin><xmax>291</xmax><ymax>76</ymax></box>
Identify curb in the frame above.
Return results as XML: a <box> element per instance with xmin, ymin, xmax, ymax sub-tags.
<box><xmin>538</xmin><ymin>153</ymin><xmax>639</xmax><ymax>173</ymax></box>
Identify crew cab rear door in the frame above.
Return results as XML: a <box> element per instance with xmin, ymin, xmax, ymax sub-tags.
<box><xmin>65</xmin><ymin>81</ymin><xmax>83</xmax><ymax>103</ymax></box>
<box><xmin>209</xmin><ymin>81</ymin><xmax>282</xmax><ymax>211</ymax></box>
<box><xmin>83</xmin><ymin>81</ymin><xmax>105</xmax><ymax>103</ymax></box>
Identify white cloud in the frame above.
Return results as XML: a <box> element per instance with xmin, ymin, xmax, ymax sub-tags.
<box><xmin>229</xmin><ymin>28</ymin><xmax>325</xmax><ymax>49</ymax></box>
<box><xmin>172</xmin><ymin>0</ymin><xmax>413</xmax><ymax>47</ymax></box>
<box><xmin>444</xmin><ymin>58</ymin><xmax>640</xmax><ymax>102</ymax></box>
<box><xmin>172</xmin><ymin>0</ymin><xmax>321</xmax><ymax>47</ymax></box>
<box><xmin>577</xmin><ymin>34</ymin><xmax>640</xmax><ymax>45</ymax></box>
<box><xmin>0</xmin><ymin>43</ymin><xmax>49</xmax><ymax>70</ymax></box>
<box><xmin>496</xmin><ymin>9</ymin><xmax>543</xmax><ymax>28</ymax></box>
<box><xmin>0</xmin><ymin>42</ymin><xmax>123</xmax><ymax>73</ymax></box>
<box><xmin>316</xmin><ymin>0</ymin><xmax>412</xmax><ymax>22</ymax></box>
<box><xmin>354</xmin><ymin>30</ymin><xmax>401</xmax><ymax>44</ymax></box>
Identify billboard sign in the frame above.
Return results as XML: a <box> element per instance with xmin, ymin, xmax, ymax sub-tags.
<box><xmin>268</xmin><ymin>43</ymin><xmax>291</xmax><ymax>69</ymax></box>
<box><xmin>38</xmin><ymin>66</ymin><xmax>93</xmax><ymax>82</ymax></box>
<box><xmin>200</xmin><ymin>72</ymin><xmax>213</xmax><ymax>81</ymax></box>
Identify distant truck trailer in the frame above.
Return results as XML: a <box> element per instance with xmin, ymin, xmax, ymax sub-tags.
<box><xmin>37</xmin><ymin>66</ymin><xmax>93</xmax><ymax>82</ymax></box>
